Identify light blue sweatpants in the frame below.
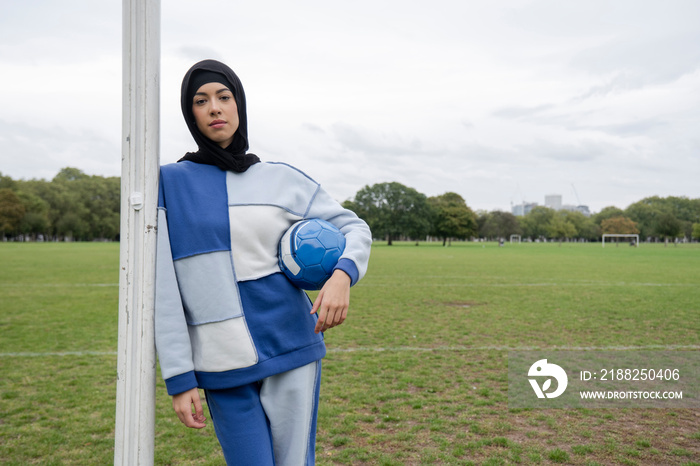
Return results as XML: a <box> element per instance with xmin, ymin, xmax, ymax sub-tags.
<box><xmin>204</xmin><ymin>361</ymin><xmax>321</xmax><ymax>466</ymax></box>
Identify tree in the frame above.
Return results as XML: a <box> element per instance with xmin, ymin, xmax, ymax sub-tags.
<box><xmin>48</xmin><ymin>168</ymin><xmax>121</xmax><ymax>241</ymax></box>
<box><xmin>520</xmin><ymin>206</ymin><xmax>555</xmax><ymax>240</ymax></box>
<box><xmin>654</xmin><ymin>212</ymin><xmax>682</xmax><ymax>245</ymax></box>
<box><xmin>634</xmin><ymin>196</ymin><xmax>700</xmax><ymax>223</ymax></box>
<box><xmin>680</xmin><ymin>220</ymin><xmax>693</xmax><ymax>242</ymax></box>
<box><xmin>563</xmin><ymin>210</ymin><xmax>599</xmax><ymax>241</ymax></box>
<box><xmin>17</xmin><ymin>190</ymin><xmax>50</xmax><ymax>240</ymax></box>
<box><xmin>624</xmin><ymin>202</ymin><xmax>659</xmax><ymax>239</ymax></box>
<box><xmin>428</xmin><ymin>192</ymin><xmax>477</xmax><ymax>245</ymax></box>
<box><xmin>16</xmin><ymin>179</ymin><xmax>60</xmax><ymax>239</ymax></box>
<box><xmin>53</xmin><ymin>167</ymin><xmax>90</xmax><ymax>182</ymax></box>
<box><xmin>692</xmin><ymin>223</ymin><xmax>700</xmax><ymax>241</ymax></box>
<box><xmin>350</xmin><ymin>182</ymin><xmax>432</xmax><ymax>245</ymax></box>
<box><xmin>44</xmin><ymin>180</ymin><xmax>90</xmax><ymax>240</ymax></box>
<box><xmin>624</xmin><ymin>196</ymin><xmax>700</xmax><ymax>241</ymax></box>
<box><xmin>593</xmin><ymin>206</ymin><xmax>625</xmax><ymax>226</ymax></box>
<box><xmin>479</xmin><ymin>210</ymin><xmax>521</xmax><ymax>240</ymax></box>
<box><xmin>1</xmin><ymin>169</ymin><xmax>122</xmax><ymax>241</ymax></box>
<box><xmin>0</xmin><ymin>188</ymin><xmax>26</xmax><ymax>239</ymax></box>
<box><xmin>601</xmin><ymin>217</ymin><xmax>639</xmax><ymax>234</ymax></box>
<box><xmin>81</xmin><ymin>175</ymin><xmax>121</xmax><ymax>240</ymax></box>
<box><xmin>55</xmin><ymin>211</ymin><xmax>89</xmax><ymax>241</ymax></box>
<box><xmin>0</xmin><ymin>172</ymin><xmax>17</xmax><ymax>190</ymax></box>
<box><xmin>548</xmin><ymin>212</ymin><xmax>577</xmax><ymax>245</ymax></box>
<box><xmin>648</xmin><ymin>196</ymin><xmax>700</xmax><ymax>240</ymax></box>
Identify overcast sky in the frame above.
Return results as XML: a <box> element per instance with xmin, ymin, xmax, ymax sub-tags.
<box><xmin>1</xmin><ymin>0</ymin><xmax>698</xmax><ymax>213</ymax></box>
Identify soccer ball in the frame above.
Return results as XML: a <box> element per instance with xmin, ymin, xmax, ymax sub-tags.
<box><xmin>278</xmin><ymin>219</ymin><xmax>346</xmax><ymax>290</ymax></box>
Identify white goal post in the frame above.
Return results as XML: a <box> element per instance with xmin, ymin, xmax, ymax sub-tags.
<box><xmin>602</xmin><ymin>234</ymin><xmax>639</xmax><ymax>247</ymax></box>
<box><xmin>510</xmin><ymin>234</ymin><xmax>521</xmax><ymax>243</ymax></box>
<box><xmin>115</xmin><ymin>0</ymin><xmax>160</xmax><ymax>464</ymax></box>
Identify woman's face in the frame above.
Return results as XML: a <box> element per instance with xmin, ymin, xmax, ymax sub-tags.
<box><xmin>192</xmin><ymin>82</ymin><xmax>240</xmax><ymax>148</ymax></box>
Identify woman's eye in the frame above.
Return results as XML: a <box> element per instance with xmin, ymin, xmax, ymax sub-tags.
<box><xmin>194</xmin><ymin>99</ymin><xmax>206</xmax><ymax>105</ymax></box>
<box><xmin>220</xmin><ymin>95</ymin><xmax>230</xmax><ymax>101</ymax></box>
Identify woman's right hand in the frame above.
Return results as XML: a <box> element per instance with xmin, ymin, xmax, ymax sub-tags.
<box><xmin>172</xmin><ymin>387</ymin><xmax>207</xmax><ymax>429</ymax></box>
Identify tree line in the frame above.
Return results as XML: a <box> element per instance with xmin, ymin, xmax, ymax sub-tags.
<box><xmin>1</xmin><ymin>169</ymin><xmax>698</xmax><ymax>244</ymax></box>
<box><xmin>343</xmin><ymin>182</ymin><xmax>700</xmax><ymax>245</ymax></box>
<box><xmin>0</xmin><ymin>168</ymin><xmax>120</xmax><ymax>241</ymax></box>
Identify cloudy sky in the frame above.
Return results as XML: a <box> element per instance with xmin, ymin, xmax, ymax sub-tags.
<box><xmin>1</xmin><ymin>0</ymin><xmax>698</xmax><ymax>213</ymax></box>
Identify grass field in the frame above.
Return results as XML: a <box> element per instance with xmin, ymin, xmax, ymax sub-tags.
<box><xmin>1</xmin><ymin>241</ymin><xmax>699</xmax><ymax>465</ymax></box>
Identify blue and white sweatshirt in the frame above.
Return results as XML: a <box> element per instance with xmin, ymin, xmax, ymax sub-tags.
<box><xmin>155</xmin><ymin>161</ymin><xmax>371</xmax><ymax>396</ymax></box>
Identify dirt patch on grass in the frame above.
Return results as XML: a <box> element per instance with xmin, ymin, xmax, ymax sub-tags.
<box><xmin>318</xmin><ymin>401</ymin><xmax>700</xmax><ymax>465</ymax></box>
<box><xmin>501</xmin><ymin>407</ymin><xmax>700</xmax><ymax>465</ymax></box>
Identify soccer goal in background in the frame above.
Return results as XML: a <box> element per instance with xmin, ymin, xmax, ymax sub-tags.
<box><xmin>510</xmin><ymin>234</ymin><xmax>521</xmax><ymax>244</ymax></box>
<box><xmin>602</xmin><ymin>234</ymin><xmax>639</xmax><ymax>247</ymax></box>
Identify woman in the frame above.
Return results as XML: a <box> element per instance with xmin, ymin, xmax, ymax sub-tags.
<box><xmin>155</xmin><ymin>59</ymin><xmax>372</xmax><ymax>465</ymax></box>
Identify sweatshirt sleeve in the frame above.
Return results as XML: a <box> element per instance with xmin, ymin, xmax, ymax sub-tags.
<box><xmin>155</xmin><ymin>176</ymin><xmax>198</xmax><ymax>395</ymax></box>
<box><xmin>305</xmin><ymin>185</ymin><xmax>372</xmax><ymax>286</ymax></box>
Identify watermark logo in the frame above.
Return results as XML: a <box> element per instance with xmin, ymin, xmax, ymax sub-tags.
<box><xmin>509</xmin><ymin>351</ymin><xmax>698</xmax><ymax>409</ymax></box>
<box><xmin>528</xmin><ymin>359</ymin><xmax>568</xmax><ymax>399</ymax></box>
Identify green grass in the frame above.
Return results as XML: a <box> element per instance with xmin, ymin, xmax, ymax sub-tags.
<box><xmin>1</xmin><ymin>241</ymin><xmax>699</xmax><ymax>464</ymax></box>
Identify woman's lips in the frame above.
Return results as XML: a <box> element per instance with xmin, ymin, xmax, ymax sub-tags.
<box><xmin>210</xmin><ymin>120</ymin><xmax>226</xmax><ymax>129</ymax></box>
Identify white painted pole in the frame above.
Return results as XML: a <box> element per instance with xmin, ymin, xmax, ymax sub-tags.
<box><xmin>115</xmin><ymin>0</ymin><xmax>160</xmax><ymax>464</ymax></box>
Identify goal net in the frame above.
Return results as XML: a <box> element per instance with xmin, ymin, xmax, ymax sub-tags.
<box><xmin>602</xmin><ymin>234</ymin><xmax>639</xmax><ymax>247</ymax></box>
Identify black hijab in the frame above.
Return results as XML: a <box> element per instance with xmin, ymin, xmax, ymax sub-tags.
<box><xmin>179</xmin><ymin>59</ymin><xmax>260</xmax><ymax>172</ymax></box>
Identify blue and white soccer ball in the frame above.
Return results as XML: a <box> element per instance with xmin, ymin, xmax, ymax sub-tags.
<box><xmin>278</xmin><ymin>219</ymin><xmax>346</xmax><ymax>290</ymax></box>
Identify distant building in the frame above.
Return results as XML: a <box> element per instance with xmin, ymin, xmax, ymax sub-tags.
<box><xmin>561</xmin><ymin>204</ymin><xmax>591</xmax><ymax>216</ymax></box>
<box><xmin>545</xmin><ymin>194</ymin><xmax>562</xmax><ymax>210</ymax></box>
<box><xmin>512</xmin><ymin>202</ymin><xmax>538</xmax><ymax>216</ymax></box>
<box><xmin>511</xmin><ymin>195</ymin><xmax>590</xmax><ymax>217</ymax></box>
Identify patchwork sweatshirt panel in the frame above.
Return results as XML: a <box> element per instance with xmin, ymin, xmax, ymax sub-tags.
<box><xmin>173</xmin><ymin>251</ymin><xmax>244</xmax><ymax>324</ymax></box>
<box><xmin>188</xmin><ymin>317</ymin><xmax>258</xmax><ymax>372</ymax></box>
<box><xmin>155</xmin><ymin>206</ymin><xmax>194</xmax><ymax>382</ymax></box>
<box><xmin>238</xmin><ymin>273</ymin><xmax>322</xmax><ymax>361</ymax></box>
<box><xmin>225</xmin><ymin>162</ymin><xmax>320</xmax><ymax>216</ymax></box>
<box><xmin>160</xmin><ymin>162</ymin><xmax>230</xmax><ymax>260</ymax></box>
<box><xmin>227</xmin><ymin>205</ymin><xmax>301</xmax><ymax>282</ymax></box>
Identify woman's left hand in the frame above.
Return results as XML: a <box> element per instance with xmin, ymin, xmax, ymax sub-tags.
<box><xmin>311</xmin><ymin>269</ymin><xmax>351</xmax><ymax>334</ymax></box>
